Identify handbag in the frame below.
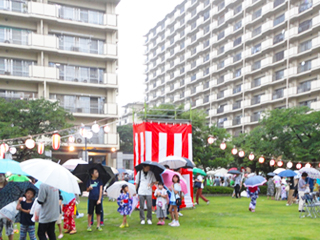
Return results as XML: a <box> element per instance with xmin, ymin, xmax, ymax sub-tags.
<box><xmin>174</xmin><ymin>188</ymin><xmax>182</xmax><ymax>206</ymax></box>
<box><xmin>194</xmin><ymin>181</ymin><xmax>201</xmax><ymax>188</ymax></box>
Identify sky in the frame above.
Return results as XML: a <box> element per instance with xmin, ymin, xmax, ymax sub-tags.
<box><xmin>116</xmin><ymin>0</ymin><xmax>183</xmax><ymax>113</ymax></box>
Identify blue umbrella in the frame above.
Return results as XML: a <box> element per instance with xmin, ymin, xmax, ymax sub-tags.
<box><xmin>117</xmin><ymin>168</ymin><xmax>127</xmax><ymax>174</ymax></box>
<box><xmin>244</xmin><ymin>176</ymin><xmax>267</xmax><ymax>187</ymax></box>
<box><xmin>278</xmin><ymin>170</ymin><xmax>297</xmax><ymax>178</ymax></box>
<box><xmin>267</xmin><ymin>172</ymin><xmax>276</xmax><ymax>177</ymax></box>
<box><xmin>0</xmin><ymin>159</ymin><xmax>26</xmax><ymax>175</ymax></box>
<box><xmin>35</xmin><ymin>181</ymin><xmax>75</xmax><ymax>204</ymax></box>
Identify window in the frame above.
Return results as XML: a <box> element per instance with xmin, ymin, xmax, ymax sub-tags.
<box><xmin>218</xmin><ymin>46</ymin><xmax>225</xmax><ymax>55</ymax></box>
<box><xmin>218</xmin><ymin>60</ymin><xmax>225</xmax><ymax>69</ymax></box>
<box><xmin>161</xmin><ymin>55</ymin><xmax>165</xmax><ymax>62</ymax></box>
<box><xmin>274</xmin><ymin>0</ymin><xmax>285</xmax><ymax>8</ymax></box>
<box><xmin>191</xmin><ymin>74</ymin><xmax>197</xmax><ymax>81</ymax></box>
<box><xmin>204</xmin><ymin>0</ymin><xmax>210</xmax><ymax>7</ymax></box>
<box><xmin>234</xmin><ymin>5</ymin><xmax>242</xmax><ymax>15</ymax></box>
<box><xmin>252</xmin><ymin>9</ymin><xmax>262</xmax><ymax>20</ymax></box>
<box><xmin>274</xmin><ymin>69</ymin><xmax>284</xmax><ymax>81</ymax></box>
<box><xmin>180</xmin><ymin>92</ymin><xmax>185</xmax><ymax>98</ymax></box>
<box><xmin>218</xmin><ymin>15</ymin><xmax>225</xmax><ymax>25</ymax></box>
<box><xmin>0</xmin><ymin>58</ymin><xmax>34</xmax><ymax>77</ymax></box>
<box><xmin>180</xmin><ymin>55</ymin><xmax>185</xmax><ymax>62</ymax></box>
<box><xmin>234</xmin><ymin>21</ymin><xmax>242</xmax><ymax>31</ymax></box>
<box><xmin>203</xmin><ymin>68</ymin><xmax>209</xmax><ymax>76</ymax></box>
<box><xmin>251</xmin><ymin>95</ymin><xmax>261</xmax><ymax>105</ymax></box>
<box><xmin>203</xmin><ymin>40</ymin><xmax>210</xmax><ymax>49</ymax></box>
<box><xmin>0</xmin><ymin>27</ymin><xmax>29</xmax><ymax>45</ymax></box>
<box><xmin>180</xmin><ymin>67</ymin><xmax>185</xmax><ymax>74</ymax></box>
<box><xmin>299</xmin><ymin>0</ymin><xmax>312</xmax><ymax>13</ymax></box>
<box><xmin>170</xmin><ymin>61</ymin><xmax>174</xmax><ymax>67</ymax></box>
<box><xmin>233</xmin><ymin>37</ymin><xmax>242</xmax><ymax>47</ymax></box>
<box><xmin>191</xmin><ymin>34</ymin><xmax>197</xmax><ymax>42</ymax></box>
<box><xmin>170</xmin><ymin>26</ymin><xmax>174</xmax><ymax>33</ymax></box>
<box><xmin>218</xmin><ymin>31</ymin><xmax>225</xmax><ymax>40</ymax></box>
<box><xmin>161</xmin><ymin>45</ymin><xmax>165</xmax><ymax>51</ymax></box>
<box><xmin>180</xmin><ymin>30</ymin><xmax>185</xmax><ymax>38</ymax></box>
<box><xmin>274</xmin><ymin>14</ymin><xmax>285</xmax><ymax>26</ymax></box>
<box><xmin>161</xmin><ymin>34</ymin><xmax>165</xmax><ymax>40</ymax></box>
<box><xmin>191</xmin><ymin>61</ymin><xmax>197</xmax><ymax>68</ymax></box>
<box><xmin>274</xmin><ymin>50</ymin><xmax>284</xmax><ymax>62</ymax></box>
<box><xmin>203</xmin><ymin>25</ymin><xmax>210</xmax><ymax>34</ymax></box>
<box><xmin>233</xmin><ymin>52</ymin><xmax>242</xmax><ymax>62</ymax></box>
<box><xmin>180</xmin><ymin>18</ymin><xmax>185</xmax><ymax>26</ymax></box>
<box><xmin>299</xmin><ymin>99</ymin><xmax>316</xmax><ymax>108</ymax></box>
<box><xmin>233</xmin><ymin>101</ymin><xmax>242</xmax><ymax>110</ymax></box>
<box><xmin>252</xmin><ymin>26</ymin><xmax>261</xmax><ymax>37</ymax></box>
<box><xmin>180</xmin><ymin>41</ymin><xmax>185</xmax><ymax>50</ymax></box>
<box><xmin>252</xmin><ymin>43</ymin><xmax>261</xmax><ymax>54</ymax></box>
<box><xmin>161</xmin><ymin>66</ymin><xmax>165</xmax><ymax>72</ymax></box>
<box><xmin>273</xmin><ymin>32</ymin><xmax>285</xmax><ymax>44</ymax></box>
<box><xmin>59</xmin><ymin>5</ymin><xmax>104</xmax><ymax>25</ymax></box>
<box><xmin>298</xmin><ymin>59</ymin><xmax>312</xmax><ymax>72</ymax></box>
<box><xmin>299</xmin><ymin>19</ymin><xmax>312</xmax><ymax>33</ymax></box>
<box><xmin>204</xmin><ymin>82</ymin><xmax>209</xmax><ymax>89</ymax></box>
<box><xmin>299</xmin><ymin>39</ymin><xmax>312</xmax><ymax>52</ymax></box>
<box><xmin>161</xmin><ymin>22</ymin><xmax>165</xmax><ymax>29</ymax></box>
<box><xmin>298</xmin><ymin>80</ymin><xmax>312</xmax><ymax>93</ymax></box>
<box><xmin>203</xmin><ymin>54</ymin><xmax>210</xmax><ymax>62</ymax></box>
<box><xmin>217</xmin><ymin>91</ymin><xmax>224</xmax><ymax>99</ymax></box>
<box><xmin>252</xmin><ymin>77</ymin><xmax>261</xmax><ymax>87</ymax></box>
<box><xmin>203</xmin><ymin>10</ymin><xmax>210</xmax><ymax>21</ymax></box>
<box><xmin>218</xmin><ymin>1</ymin><xmax>225</xmax><ymax>11</ymax></box>
<box><xmin>191</xmin><ymin>47</ymin><xmax>197</xmax><ymax>55</ymax></box>
<box><xmin>218</xmin><ymin>75</ymin><xmax>224</xmax><ymax>84</ymax></box>
<box><xmin>233</xmin><ymin>84</ymin><xmax>242</xmax><ymax>94</ymax></box>
<box><xmin>252</xmin><ymin>60</ymin><xmax>261</xmax><ymax>70</ymax></box>
<box><xmin>251</xmin><ymin>112</ymin><xmax>261</xmax><ymax>122</ymax></box>
<box><xmin>191</xmin><ymin>8</ymin><xmax>197</xmax><ymax>17</ymax></box>
<box><xmin>170</xmin><ymin>72</ymin><xmax>174</xmax><ymax>79</ymax></box>
<box><xmin>170</xmin><ymin>38</ymin><xmax>174</xmax><ymax>45</ymax></box>
<box><xmin>234</xmin><ymin>68</ymin><xmax>241</xmax><ymax>78</ymax></box>
<box><xmin>170</xmin><ymin>48</ymin><xmax>174</xmax><ymax>56</ymax></box>
<box><xmin>273</xmin><ymin>88</ymin><xmax>284</xmax><ymax>99</ymax></box>
<box><xmin>233</xmin><ymin>115</ymin><xmax>242</xmax><ymax>125</ymax></box>
<box><xmin>191</xmin><ymin>21</ymin><xmax>197</xmax><ymax>30</ymax></box>
<box><xmin>180</xmin><ymin>79</ymin><xmax>185</xmax><ymax>86</ymax></box>
<box><xmin>58</xmin><ymin>35</ymin><xmax>104</xmax><ymax>55</ymax></box>
<box><xmin>180</xmin><ymin>5</ymin><xmax>185</xmax><ymax>14</ymax></box>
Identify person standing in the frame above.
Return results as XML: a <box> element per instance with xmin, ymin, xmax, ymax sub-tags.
<box><xmin>194</xmin><ymin>173</ymin><xmax>209</xmax><ymax>205</ymax></box>
<box><xmin>266</xmin><ymin>177</ymin><xmax>275</xmax><ymax>200</ymax></box>
<box><xmin>37</xmin><ymin>183</ymin><xmax>60</xmax><ymax>240</ymax></box>
<box><xmin>298</xmin><ymin>172</ymin><xmax>309</xmax><ymax>212</ymax></box>
<box><xmin>286</xmin><ymin>177</ymin><xmax>295</xmax><ymax>206</ymax></box>
<box><xmin>214</xmin><ymin>177</ymin><xmax>220</xmax><ymax>186</ymax></box>
<box><xmin>273</xmin><ymin>175</ymin><xmax>281</xmax><ymax>201</ymax></box>
<box><xmin>135</xmin><ymin>165</ymin><xmax>156</xmax><ymax>225</ymax></box>
<box><xmin>234</xmin><ymin>174</ymin><xmax>242</xmax><ymax>198</ymax></box>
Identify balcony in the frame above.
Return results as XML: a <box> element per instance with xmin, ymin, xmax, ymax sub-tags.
<box><xmin>299</xmin><ymin>0</ymin><xmax>313</xmax><ymax>13</ymax></box>
<box><xmin>217</xmin><ymin>91</ymin><xmax>224</xmax><ymax>99</ymax></box>
<box><xmin>232</xmin><ymin>118</ymin><xmax>241</xmax><ymax>126</ymax></box>
<box><xmin>29</xmin><ymin>65</ymin><xmax>58</xmax><ymax>79</ymax></box>
<box><xmin>272</xmin><ymin>91</ymin><xmax>284</xmax><ymax>100</ymax></box>
<box><xmin>251</xmin><ymin>114</ymin><xmax>260</xmax><ymax>122</ymax></box>
<box><xmin>233</xmin><ymin>101</ymin><xmax>241</xmax><ymax>110</ymax></box>
<box><xmin>251</xmin><ymin>97</ymin><xmax>261</xmax><ymax>105</ymax></box>
<box><xmin>0</xmin><ymin>91</ymin><xmax>38</xmax><ymax>100</ymax></box>
<box><xmin>217</xmin><ymin>107</ymin><xmax>224</xmax><ymax>114</ymax></box>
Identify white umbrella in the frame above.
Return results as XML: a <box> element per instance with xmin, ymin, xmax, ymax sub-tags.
<box><xmin>294</xmin><ymin>170</ymin><xmax>301</xmax><ymax>179</ymax></box>
<box><xmin>299</xmin><ymin>167</ymin><xmax>320</xmax><ymax>179</ymax></box>
<box><xmin>111</xmin><ymin>167</ymin><xmax>119</xmax><ymax>175</ymax></box>
<box><xmin>214</xmin><ymin>168</ymin><xmax>228</xmax><ymax>176</ymax></box>
<box><xmin>107</xmin><ymin>181</ymin><xmax>136</xmax><ymax>199</ymax></box>
<box><xmin>62</xmin><ymin>159</ymin><xmax>87</xmax><ymax>171</ymax></box>
<box><xmin>20</xmin><ymin>159</ymin><xmax>80</xmax><ymax>194</ymax></box>
<box><xmin>207</xmin><ymin>171</ymin><xmax>216</xmax><ymax>176</ymax></box>
<box><xmin>159</xmin><ymin>156</ymin><xmax>187</xmax><ymax>169</ymax></box>
<box><xmin>273</xmin><ymin>168</ymin><xmax>286</xmax><ymax>174</ymax></box>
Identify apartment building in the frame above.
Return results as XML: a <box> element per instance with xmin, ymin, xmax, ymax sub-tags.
<box><xmin>144</xmin><ymin>0</ymin><xmax>320</xmax><ymax>136</ymax></box>
<box><xmin>0</xmin><ymin>0</ymin><xmax>120</xmax><ymax>164</ymax></box>
<box><xmin>119</xmin><ymin>102</ymin><xmax>144</xmax><ymax>125</ymax></box>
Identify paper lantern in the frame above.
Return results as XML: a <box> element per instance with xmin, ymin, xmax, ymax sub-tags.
<box><xmin>296</xmin><ymin>163</ymin><xmax>302</xmax><ymax>169</ymax></box>
<box><xmin>248</xmin><ymin>153</ymin><xmax>255</xmax><ymax>161</ymax></box>
<box><xmin>231</xmin><ymin>148</ymin><xmax>238</xmax><ymax>155</ymax></box>
<box><xmin>1</xmin><ymin>143</ymin><xmax>9</xmax><ymax>153</ymax></box>
<box><xmin>80</xmin><ymin>128</ymin><xmax>88</xmax><ymax>138</ymax></box>
<box><xmin>220</xmin><ymin>142</ymin><xmax>227</xmax><ymax>150</ymax></box>
<box><xmin>270</xmin><ymin>159</ymin><xmax>275</xmax><ymax>166</ymax></box>
<box><xmin>68</xmin><ymin>136</ymin><xmax>75</xmax><ymax>143</ymax></box>
<box><xmin>104</xmin><ymin>125</ymin><xmax>111</xmax><ymax>133</ymax></box>
<box><xmin>9</xmin><ymin>147</ymin><xmax>17</xmax><ymax>155</ymax></box>
<box><xmin>38</xmin><ymin>142</ymin><xmax>45</xmax><ymax>155</ymax></box>
<box><xmin>87</xmin><ymin>132</ymin><xmax>93</xmax><ymax>139</ymax></box>
<box><xmin>259</xmin><ymin>156</ymin><xmax>265</xmax><ymax>164</ymax></box>
<box><xmin>52</xmin><ymin>133</ymin><xmax>61</xmax><ymax>150</ymax></box>
<box><xmin>277</xmin><ymin>160</ymin><xmax>283</xmax><ymax>167</ymax></box>
<box><xmin>0</xmin><ymin>149</ymin><xmax>4</xmax><ymax>159</ymax></box>
<box><xmin>287</xmin><ymin>161</ymin><xmax>293</xmax><ymax>169</ymax></box>
<box><xmin>238</xmin><ymin>150</ymin><xmax>245</xmax><ymax>158</ymax></box>
<box><xmin>25</xmin><ymin>139</ymin><xmax>35</xmax><ymax>149</ymax></box>
<box><xmin>305</xmin><ymin>162</ymin><xmax>311</xmax><ymax>168</ymax></box>
<box><xmin>92</xmin><ymin>123</ymin><xmax>100</xmax><ymax>133</ymax></box>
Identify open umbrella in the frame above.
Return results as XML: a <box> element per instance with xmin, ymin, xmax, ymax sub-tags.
<box><xmin>294</xmin><ymin>170</ymin><xmax>301</xmax><ymax>179</ymax></box>
<box><xmin>299</xmin><ymin>167</ymin><xmax>320</xmax><ymax>179</ymax></box>
<box><xmin>207</xmin><ymin>171</ymin><xmax>216</xmax><ymax>176</ymax></box>
<box><xmin>160</xmin><ymin>169</ymin><xmax>188</xmax><ymax>194</ymax></box>
<box><xmin>278</xmin><ymin>170</ymin><xmax>297</xmax><ymax>178</ymax></box>
<box><xmin>193</xmin><ymin>168</ymin><xmax>207</xmax><ymax>176</ymax></box>
<box><xmin>159</xmin><ymin>156</ymin><xmax>187</xmax><ymax>169</ymax></box>
<box><xmin>267</xmin><ymin>172</ymin><xmax>276</xmax><ymax>177</ymax></box>
<box><xmin>228</xmin><ymin>170</ymin><xmax>241</xmax><ymax>175</ymax></box>
<box><xmin>20</xmin><ymin>159</ymin><xmax>80</xmax><ymax>194</ymax></box>
<box><xmin>107</xmin><ymin>181</ymin><xmax>136</xmax><ymax>199</ymax></box>
<box><xmin>244</xmin><ymin>176</ymin><xmax>267</xmax><ymax>187</ymax></box>
<box><xmin>135</xmin><ymin>161</ymin><xmax>166</xmax><ymax>182</ymax></box>
<box><xmin>228</xmin><ymin>167</ymin><xmax>238</xmax><ymax>172</ymax></box>
<box><xmin>0</xmin><ymin>159</ymin><xmax>27</xmax><ymax>175</ymax></box>
<box><xmin>182</xmin><ymin>158</ymin><xmax>195</xmax><ymax>169</ymax></box>
<box><xmin>73</xmin><ymin>163</ymin><xmax>114</xmax><ymax>192</ymax></box>
<box><xmin>62</xmin><ymin>159</ymin><xmax>87</xmax><ymax>171</ymax></box>
<box><xmin>214</xmin><ymin>168</ymin><xmax>228</xmax><ymax>176</ymax></box>
<box><xmin>273</xmin><ymin>168</ymin><xmax>286</xmax><ymax>174</ymax></box>
<box><xmin>117</xmin><ymin>168</ymin><xmax>127</xmax><ymax>174</ymax></box>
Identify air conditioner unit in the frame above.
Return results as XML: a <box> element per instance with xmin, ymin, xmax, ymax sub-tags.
<box><xmin>72</xmin><ymin>46</ymin><xmax>79</xmax><ymax>51</ymax></box>
<box><xmin>4</xmin><ymin>71</ymin><xmax>11</xmax><ymax>75</ymax></box>
<box><xmin>76</xmin><ymin>138</ymin><xmax>82</xmax><ymax>143</ymax></box>
<box><xmin>74</xmin><ymin>78</ymin><xmax>78</xmax><ymax>82</ymax></box>
<box><xmin>76</xmin><ymin>108</ymin><xmax>82</xmax><ymax>113</ymax></box>
<box><xmin>83</xmin><ymin>79</ymin><xmax>87</xmax><ymax>83</ymax></box>
<box><xmin>4</xmin><ymin>40</ymin><xmax>11</xmax><ymax>44</ymax></box>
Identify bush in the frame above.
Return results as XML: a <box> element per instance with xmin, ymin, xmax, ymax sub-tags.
<box><xmin>195</xmin><ymin>186</ymin><xmax>234</xmax><ymax>195</ymax></box>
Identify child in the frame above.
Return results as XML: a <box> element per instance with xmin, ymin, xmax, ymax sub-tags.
<box><xmin>281</xmin><ymin>183</ymin><xmax>287</xmax><ymax>200</ymax></box>
<box><xmin>63</xmin><ymin>196</ymin><xmax>77</xmax><ymax>235</ymax></box>
<box><xmin>168</xmin><ymin>174</ymin><xmax>181</xmax><ymax>227</ymax></box>
<box><xmin>56</xmin><ymin>192</ymin><xmax>63</xmax><ymax>239</ymax></box>
<box><xmin>314</xmin><ymin>180</ymin><xmax>319</xmax><ymax>192</ymax></box>
<box><xmin>117</xmin><ymin>185</ymin><xmax>133</xmax><ymax>228</ymax></box>
<box><xmin>152</xmin><ymin>183</ymin><xmax>157</xmax><ymax>214</ymax></box>
<box><xmin>16</xmin><ymin>188</ymin><xmax>36</xmax><ymax>240</ymax></box>
<box><xmin>86</xmin><ymin>168</ymin><xmax>103</xmax><ymax>232</ymax></box>
<box><xmin>154</xmin><ymin>182</ymin><xmax>167</xmax><ymax>225</ymax></box>
<box><xmin>247</xmin><ymin>186</ymin><xmax>260</xmax><ymax>212</ymax></box>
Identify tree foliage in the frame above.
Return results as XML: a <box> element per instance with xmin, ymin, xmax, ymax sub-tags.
<box><xmin>117</xmin><ymin>125</ymin><xmax>133</xmax><ymax>153</ymax></box>
<box><xmin>0</xmin><ymin>98</ymin><xmax>74</xmax><ymax>161</ymax></box>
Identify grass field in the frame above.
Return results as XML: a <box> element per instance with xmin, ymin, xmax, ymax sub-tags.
<box><xmin>11</xmin><ymin>196</ymin><xmax>319</xmax><ymax>240</ymax></box>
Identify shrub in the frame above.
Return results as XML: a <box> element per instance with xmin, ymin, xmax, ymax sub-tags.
<box><xmin>195</xmin><ymin>186</ymin><xmax>234</xmax><ymax>195</ymax></box>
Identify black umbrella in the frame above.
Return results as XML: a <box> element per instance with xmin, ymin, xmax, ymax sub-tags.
<box><xmin>228</xmin><ymin>170</ymin><xmax>241</xmax><ymax>174</ymax></box>
<box><xmin>267</xmin><ymin>172</ymin><xmax>276</xmax><ymax>177</ymax></box>
<box><xmin>182</xmin><ymin>157</ymin><xmax>195</xmax><ymax>169</ymax></box>
<box><xmin>72</xmin><ymin>164</ymin><xmax>114</xmax><ymax>192</ymax></box>
<box><xmin>135</xmin><ymin>161</ymin><xmax>166</xmax><ymax>182</ymax></box>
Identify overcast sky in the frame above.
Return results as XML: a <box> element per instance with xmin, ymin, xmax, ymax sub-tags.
<box><xmin>116</xmin><ymin>0</ymin><xmax>182</xmax><ymax>113</ymax></box>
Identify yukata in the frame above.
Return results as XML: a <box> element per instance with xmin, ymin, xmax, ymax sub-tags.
<box><xmin>117</xmin><ymin>193</ymin><xmax>133</xmax><ymax>216</ymax></box>
<box><xmin>267</xmin><ymin>178</ymin><xmax>275</xmax><ymax>197</ymax></box>
<box><xmin>63</xmin><ymin>198</ymin><xmax>76</xmax><ymax>231</ymax></box>
<box><xmin>281</xmin><ymin>185</ymin><xmax>287</xmax><ymax>200</ymax></box>
<box><xmin>247</xmin><ymin>187</ymin><xmax>260</xmax><ymax>211</ymax></box>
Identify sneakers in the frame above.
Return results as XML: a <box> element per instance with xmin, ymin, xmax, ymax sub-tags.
<box><xmin>170</xmin><ymin>221</ymin><xmax>180</xmax><ymax>227</ymax></box>
<box><xmin>157</xmin><ymin>220</ymin><xmax>162</xmax><ymax>225</ymax></box>
<box><xmin>147</xmin><ymin>219</ymin><xmax>152</xmax><ymax>225</ymax></box>
<box><xmin>119</xmin><ymin>224</ymin><xmax>125</xmax><ymax>228</ymax></box>
<box><xmin>251</xmin><ymin>209</ymin><xmax>255</xmax><ymax>212</ymax></box>
<box><xmin>207</xmin><ymin>201</ymin><xmax>210</xmax><ymax>205</ymax></box>
<box><xmin>286</xmin><ymin>204</ymin><xmax>289</xmax><ymax>206</ymax></box>
<box><xmin>168</xmin><ymin>221</ymin><xmax>175</xmax><ymax>226</ymax></box>
<box><xmin>125</xmin><ymin>223</ymin><xmax>129</xmax><ymax>227</ymax></box>
<box><xmin>87</xmin><ymin>227</ymin><xmax>92</xmax><ymax>232</ymax></box>
<box><xmin>140</xmin><ymin>220</ymin><xmax>145</xmax><ymax>225</ymax></box>
<box><xmin>58</xmin><ymin>234</ymin><xmax>63</xmax><ymax>239</ymax></box>
<box><xmin>178</xmin><ymin>212</ymin><xmax>183</xmax><ymax>216</ymax></box>
<box><xmin>97</xmin><ymin>227</ymin><xmax>103</xmax><ymax>231</ymax></box>
<box><xmin>69</xmin><ymin>230</ymin><xmax>76</xmax><ymax>235</ymax></box>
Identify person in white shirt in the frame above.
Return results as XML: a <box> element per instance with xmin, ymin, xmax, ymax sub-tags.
<box><xmin>194</xmin><ymin>173</ymin><xmax>209</xmax><ymax>205</ymax></box>
<box><xmin>135</xmin><ymin>165</ymin><xmax>156</xmax><ymax>225</ymax></box>
<box><xmin>234</xmin><ymin>174</ymin><xmax>242</xmax><ymax>198</ymax></box>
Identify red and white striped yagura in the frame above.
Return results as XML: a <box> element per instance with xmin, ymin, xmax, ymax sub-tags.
<box><xmin>133</xmin><ymin>122</ymin><xmax>193</xmax><ymax>166</ymax></box>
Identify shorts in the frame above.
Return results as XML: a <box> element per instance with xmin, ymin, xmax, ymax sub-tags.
<box><xmin>152</xmin><ymin>199</ymin><xmax>157</xmax><ymax>207</ymax></box>
<box><xmin>88</xmin><ymin>199</ymin><xmax>102</xmax><ymax>215</ymax></box>
<box><xmin>0</xmin><ymin>218</ymin><xmax>14</xmax><ymax>236</ymax></box>
<box><xmin>56</xmin><ymin>214</ymin><xmax>62</xmax><ymax>224</ymax></box>
<box><xmin>169</xmin><ymin>201</ymin><xmax>176</xmax><ymax>206</ymax></box>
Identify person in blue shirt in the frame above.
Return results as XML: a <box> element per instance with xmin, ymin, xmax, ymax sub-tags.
<box><xmin>86</xmin><ymin>168</ymin><xmax>103</xmax><ymax>232</ymax></box>
<box><xmin>306</xmin><ymin>177</ymin><xmax>314</xmax><ymax>192</ymax></box>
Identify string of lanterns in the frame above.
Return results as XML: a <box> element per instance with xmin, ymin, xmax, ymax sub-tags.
<box><xmin>207</xmin><ymin>136</ymin><xmax>319</xmax><ymax>170</ymax></box>
<box><xmin>0</xmin><ymin>118</ymin><xmax>116</xmax><ymax>159</ymax></box>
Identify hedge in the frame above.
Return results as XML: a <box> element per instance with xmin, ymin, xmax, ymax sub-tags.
<box><xmin>193</xmin><ymin>185</ymin><xmax>268</xmax><ymax>195</ymax></box>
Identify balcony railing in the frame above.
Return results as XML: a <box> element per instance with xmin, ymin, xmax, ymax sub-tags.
<box><xmin>252</xmin><ymin>61</ymin><xmax>261</xmax><ymax>70</ymax></box>
<box><xmin>233</xmin><ymin>102</ymin><xmax>241</xmax><ymax>110</ymax></box>
<box><xmin>232</xmin><ymin>118</ymin><xmax>241</xmax><ymax>126</ymax></box>
<box><xmin>217</xmin><ymin>107</ymin><xmax>224</xmax><ymax>113</ymax></box>
<box><xmin>217</xmin><ymin>92</ymin><xmax>224</xmax><ymax>99</ymax></box>
<box><xmin>272</xmin><ymin>91</ymin><xmax>284</xmax><ymax>100</ymax></box>
<box><xmin>297</xmin><ymin>82</ymin><xmax>311</xmax><ymax>93</ymax></box>
<box><xmin>203</xmin><ymin>95</ymin><xmax>209</xmax><ymax>103</ymax></box>
<box><xmin>298</xmin><ymin>61</ymin><xmax>312</xmax><ymax>73</ymax></box>
<box><xmin>0</xmin><ymin>0</ymin><xmax>27</xmax><ymax>13</ymax></box>
<box><xmin>251</xmin><ymin>115</ymin><xmax>260</xmax><ymax>122</ymax></box>
<box><xmin>204</xmin><ymin>82</ymin><xmax>209</xmax><ymax>89</ymax></box>
<box><xmin>273</xmin><ymin>51</ymin><xmax>284</xmax><ymax>62</ymax></box>
<box><xmin>233</xmin><ymin>86</ymin><xmax>241</xmax><ymax>94</ymax></box>
<box><xmin>217</xmin><ymin>77</ymin><xmax>224</xmax><ymax>84</ymax></box>
<box><xmin>0</xmin><ymin>91</ymin><xmax>38</xmax><ymax>100</ymax></box>
<box><xmin>273</xmin><ymin>33</ymin><xmax>284</xmax><ymax>44</ymax></box>
<box><xmin>251</xmin><ymin>97</ymin><xmax>261</xmax><ymax>105</ymax></box>
<box><xmin>298</xmin><ymin>20</ymin><xmax>312</xmax><ymax>33</ymax></box>
<box><xmin>252</xmin><ymin>79</ymin><xmax>261</xmax><ymax>88</ymax></box>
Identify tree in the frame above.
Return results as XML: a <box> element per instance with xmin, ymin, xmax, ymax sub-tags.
<box><xmin>0</xmin><ymin>98</ymin><xmax>74</xmax><ymax>161</ymax></box>
<box><xmin>117</xmin><ymin>125</ymin><xmax>133</xmax><ymax>153</ymax></box>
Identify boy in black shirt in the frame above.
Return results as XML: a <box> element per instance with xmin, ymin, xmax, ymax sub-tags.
<box><xmin>16</xmin><ymin>188</ymin><xmax>36</xmax><ymax>240</ymax></box>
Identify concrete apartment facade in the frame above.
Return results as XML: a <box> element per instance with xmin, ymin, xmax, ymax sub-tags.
<box><xmin>0</xmin><ymin>0</ymin><xmax>120</xmax><ymax>164</ymax></box>
<box><xmin>144</xmin><ymin>0</ymin><xmax>320</xmax><ymax>136</ymax></box>
<box><xmin>119</xmin><ymin>102</ymin><xmax>144</xmax><ymax>126</ymax></box>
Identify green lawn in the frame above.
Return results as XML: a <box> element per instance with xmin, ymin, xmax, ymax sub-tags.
<box><xmin>12</xmin><ymin>196</ymin><xmax>319</xmax><ymax>240</ymax></box>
